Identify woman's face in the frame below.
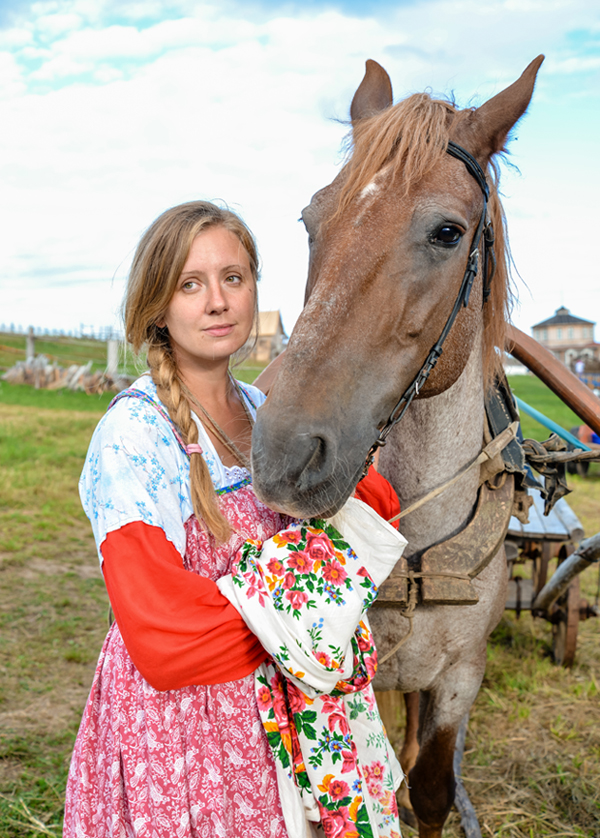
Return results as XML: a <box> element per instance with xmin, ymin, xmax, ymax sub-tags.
<box><xmin>161</xmin><ymin>225</ymin><xmax>256</xmax><ymax>370</ymax></box>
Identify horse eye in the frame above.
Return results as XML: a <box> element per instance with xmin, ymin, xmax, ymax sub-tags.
<box><xmin>435</xmin><ymin>225</ymin><xmax>463</xmax><ymax>245</ymax></box>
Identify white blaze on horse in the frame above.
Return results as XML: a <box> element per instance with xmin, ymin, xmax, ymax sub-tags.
<box><xmin>252</xmin><ymin>56</ymin><xmax>544</xmax><ymax>838</ymax></box>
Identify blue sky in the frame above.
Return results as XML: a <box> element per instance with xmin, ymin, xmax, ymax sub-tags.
<box><xmin>0</xmin><ymin>0</ymin><xmax>599</xmax><ymax>338</ymax></box>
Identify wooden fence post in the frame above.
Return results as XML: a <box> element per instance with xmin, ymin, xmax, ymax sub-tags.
<box><xmin>26</xmin><ymin>326</ymin><xmax>35</xmax><ymax>360</ymax></box>
<box><xmin>106</xmin><ymin>339</ymin><xmax>119</xmax><ymax>379</ymax></box>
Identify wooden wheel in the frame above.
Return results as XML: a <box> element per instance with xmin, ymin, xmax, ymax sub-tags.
<box><xmin>552</xmin><ymin>575</ymin><xmax>580</xmax><ymax>668</ymax></box>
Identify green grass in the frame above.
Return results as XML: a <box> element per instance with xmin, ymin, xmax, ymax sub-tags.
<box><xmin>0</xmin><ymin>381</ymin><xmax>114</xmax><ymax>412</ymax></box>
<box><xmin>507</xmin><ymin>374</ymin><xmax>588</xmax><ymax>441</ymax></box>
<box><xmin>1</xmin><ymin>374</ymin><xmax>598</xmax><ymax>838</ymax></box>
<box><xmin>0</xmin><ymin>399</ymin><xmax>108</xmax><ymax>837</ymax></box>
<box><xmin>0</xmin><ymin>332</ymin><xmax>140</xmax><ymax>377</ymax></box>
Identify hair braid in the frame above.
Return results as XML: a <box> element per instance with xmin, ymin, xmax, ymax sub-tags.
<box><xmin>147</xmin><ymin>343</ymin><xmax>231</xmax><ymax>543</ymax></box>
<box><xmin>125</xmin><ymin>201</ymin><xmax>259</xmax><ymax>543</ymax></box>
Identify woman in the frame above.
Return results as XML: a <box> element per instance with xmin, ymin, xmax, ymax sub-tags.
<box><xmin>64</xmin><ymin>201</ymin><xmax>404</xmax><ymax>838</ymax></box>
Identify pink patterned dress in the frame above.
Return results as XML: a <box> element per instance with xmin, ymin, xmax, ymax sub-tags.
<box><xmin>63</xmin><ymin>484</ymin><xmax>291</xmax><ymax>838</ymax></box>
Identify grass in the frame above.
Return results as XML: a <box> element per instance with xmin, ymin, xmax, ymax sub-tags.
<box><xmin>0</xmin><ymin>373</ymin><xmax>598</xmax><ymax>836</ymax></box>
<box><xmin>0</xmin><ymin>399</ymin><xmax>109</xmax><ymax>837</ymax></box>
<box><xmin>0</xmin><ymin>331</ymin><xmax>269</xmax><ymax>384</ymax></box>
<box><xmin>507</xmin><ymin>374</ymin><xmax>590</xmax><ymax>443</ymax></box>
<box><xmin>0</xmin><ymin>331</ymin><xmax>140</xmax><ymax>377</ymax></box>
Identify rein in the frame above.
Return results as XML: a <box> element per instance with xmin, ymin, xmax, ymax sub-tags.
<box><xmin>362</xmin><ymin>141</ymin><xmax>496</xmax><ymax>476</ymax></box>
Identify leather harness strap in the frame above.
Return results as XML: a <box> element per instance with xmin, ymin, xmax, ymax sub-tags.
<box><xmin>361</xmin><ymin>141</ymin><xmax>496</xmax><ymax>476</ymax></box>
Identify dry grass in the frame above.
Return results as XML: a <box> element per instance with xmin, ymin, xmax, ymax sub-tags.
<box><xmin>383</xmin><ymin>471</ymin><xmax>600</xmax><ymax>837</ymax></box>
<box><xmin>0</xmin><ymin>402</ymin><xmax>108</xmax><ymax>837</ymax></box>
<box><xmin>384</xmin><ymin>589</ymin><xmax>600</xmax><ymax>837</ymax></box>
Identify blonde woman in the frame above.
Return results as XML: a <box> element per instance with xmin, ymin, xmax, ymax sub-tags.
<box><xmin>64</xmin><ymin>201</ymin><xmax>405</xmax><ymax>838</ymax></box>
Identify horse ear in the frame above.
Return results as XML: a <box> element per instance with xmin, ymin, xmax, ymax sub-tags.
<box><xmin>350</xmin><ymin>59</ymin><xmax>393</xmax><ymax>122</ymax></box>
<box><xmin>460</xmin><ymin>55</ymin><xmax>544</xmax><ymax>161</ymax></box>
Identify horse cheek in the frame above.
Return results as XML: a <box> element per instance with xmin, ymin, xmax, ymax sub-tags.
<box><xmin>418</xmin><ymin>293</ymin><xmax>482</xmax><ymax>398</ymax></box>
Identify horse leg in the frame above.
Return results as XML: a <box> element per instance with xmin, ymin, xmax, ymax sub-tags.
<box><xmin>397</xmin><ymin>692</ymin><xmax>419</xmax><ymax>825</ymax></box>
<box><xmin>409</xmin><ymin>660</ymin><xmax>485</xmax><ymax>838</ymax></box>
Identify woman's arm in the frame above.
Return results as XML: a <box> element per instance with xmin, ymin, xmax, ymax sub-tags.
<box><xmin>101</xmin><ymin>521</ymin><xmax>268</xmax><ymax>691</ymax></box>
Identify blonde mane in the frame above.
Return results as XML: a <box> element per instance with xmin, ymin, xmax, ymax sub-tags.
<box><xmin>335</xmin><ymin>92</ymin><xmax>511</xmax><ymax>385</ymax></box>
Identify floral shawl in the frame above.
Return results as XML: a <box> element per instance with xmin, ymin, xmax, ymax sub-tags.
<box><xmin>217</xmin><ymin>498</ymin><xmax>407</xmax><ymax>838</ymax></box>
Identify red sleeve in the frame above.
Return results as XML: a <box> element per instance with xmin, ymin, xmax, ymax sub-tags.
<box><xmin>101</xmin><ymin>521</ymin><xmax>268</xmax><ymax>691</ymax></box>
<box><xmin>354</xmin><ymin>465</ymin><xmax>401</xmax><ymax>530</ymax></box>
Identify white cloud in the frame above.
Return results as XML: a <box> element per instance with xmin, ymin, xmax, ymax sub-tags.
<box><xmin>0</xmin><ymin>51</ymin><xmax>27</xmax><ymax>97</ymax></box>
<box><xmin>36</xmin><ymin>12</ymin><xmax>83</xmax><ymax>38</ymax></box>
<box><xmin>0</xmin><ymin>0</ymin><xmax>598</xmax><ymax>337</ymax></box>
<box><xmin>0</xmin><ymin>27</ymin><xmax>33</xmax><ymax>49</ymax></box>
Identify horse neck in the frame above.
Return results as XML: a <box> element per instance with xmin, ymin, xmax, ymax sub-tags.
<box><xmin>379</xmin><ymin>330</ymin><xmax>485</xmax><ymax>557</ymax></box>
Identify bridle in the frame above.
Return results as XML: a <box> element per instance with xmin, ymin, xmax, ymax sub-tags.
<box><xmin>362</xmin><ymin>140</ymin><xmax>496</xmax><ymax>476</ymax></box>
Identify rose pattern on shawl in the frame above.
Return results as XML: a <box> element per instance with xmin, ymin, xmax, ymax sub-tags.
<box><xmin>229</xmin><ymin>517</ymin><xmax>402</xmax><ymax>837</ymax></box>
<box><xmin>322</xmin><ymin>559</ymin><xmax>348</xmax><ymax>586</ymax></box>
<box><xmin>235</xmin><ymin>519</ymin><xmax>378</xmax><ymax>628</ymax></box>
<box><xmin>305</xmin><ymin>530</ymin><xmax>336</xmax><ymax>562</ymax></box>
<box><xmin>222</xmin><ymin>513</ymin><xmax>403</xmax><ymax>836</ymax></box>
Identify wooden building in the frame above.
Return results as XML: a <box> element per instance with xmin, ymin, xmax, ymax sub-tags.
<box><xmin>248</xmin><ymin>311</ymin><xmax>287</xmax><ymax>363</ymax></box>
<box><xmin>532</xmin><ymin>307</ymin><xmax>599</xmax><ymax>368</ymax></box>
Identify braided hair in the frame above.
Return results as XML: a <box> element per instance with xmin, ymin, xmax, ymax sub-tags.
<box><xmin>124</xmin><ymin>201</ymin><xmax>259</xmax><ymax>542</ymax></box>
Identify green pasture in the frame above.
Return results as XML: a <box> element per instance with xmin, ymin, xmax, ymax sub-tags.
<box><xmin>0</xmin><ymin>331</ymin><xmax>267</xmax><ymax>390</ymax></box>
<box><xmin>0</xmin><ymin>373</ymin><xmax>599</xmax><ymax>836</ymax></box>
<box><xmin>507</xmin><ymin>374</ymin><xmax>587</xmax><ymax>440</ymax></box>
<box><xmin>0</xmin><ymin>331</ymin><xmax>136</xmax><ymax>377</ymax></box>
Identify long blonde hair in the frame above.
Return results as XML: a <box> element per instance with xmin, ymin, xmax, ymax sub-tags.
<box><xmin>124</xmin><ymin>201</ymin><xmax>259</xmax><ymax>542</ymax></box>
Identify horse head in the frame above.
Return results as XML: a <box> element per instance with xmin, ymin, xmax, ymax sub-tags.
<box><xmin>252</xmin><ymin>56</ymin><xmax>544</xmax><ymax>518</ymax></box>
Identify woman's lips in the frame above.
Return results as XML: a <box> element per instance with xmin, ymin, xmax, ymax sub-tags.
<box><xmin>204</xmin><ymin>324</ymin><xmax>235</xmax><ymax>337</ymax></box>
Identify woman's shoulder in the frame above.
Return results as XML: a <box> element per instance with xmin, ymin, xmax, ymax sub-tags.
<box><xmin>80</xmin><ymin>374</ymin><xmax>192</xmax><ymax>559</ymax></box>
<box><xmin>88</xmin><ymin>374</ymin><xmax>186</xmax><ymax>463</ymax></box>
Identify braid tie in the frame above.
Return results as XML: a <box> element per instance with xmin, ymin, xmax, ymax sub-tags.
<box><xmin>147</xmin><ymin>343</ymin><xmax>231</xmax><ymax>543</ymax></box>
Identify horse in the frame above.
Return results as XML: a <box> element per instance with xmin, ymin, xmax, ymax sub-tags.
<box><xmin>252</xmin><ymin>55</ymin><xmax>544</xmax><ymax>836</ymax></box>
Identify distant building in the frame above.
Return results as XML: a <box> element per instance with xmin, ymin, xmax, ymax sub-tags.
<box><xmin>532</xmin><ymin>306</ymin><xmax>599</xmax><ymax>369</ymax></box>
<box><xmin>248</xmin><ymin>311</ymin><xmax>287</xmax><ymax>363</ymax></box>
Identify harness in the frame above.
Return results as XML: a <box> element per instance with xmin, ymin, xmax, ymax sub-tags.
<box><xmin>362</xmin><ymin>140</ymin><xmax>496</xmax><ymax>475</ymax></box>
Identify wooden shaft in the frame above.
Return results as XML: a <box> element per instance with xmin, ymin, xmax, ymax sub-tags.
<box><xmin>532</xmin><ymin>533</ymin><xmax>600</xmax><ymax>613</ymax></box>
<box><xmin>506</xmin><ymin>324</ymin><xmax>600</xmax><ymax>436</ymax></box>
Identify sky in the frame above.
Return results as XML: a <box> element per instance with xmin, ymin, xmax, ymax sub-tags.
<box><xmin>0</xmin><ymin>0</ymin><xmax>599</xmax><ymax>340</ymax></box>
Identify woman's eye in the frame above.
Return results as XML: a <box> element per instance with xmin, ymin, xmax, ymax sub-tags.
<box><xmin>434</xmin><ymin>225</ymin><xmax>463</xmax><ymax>245</ymax></box>
<box><xmin>226</xmin><ymin>274</ymin><xmax>242</xmax><ymax>284</ymax></box>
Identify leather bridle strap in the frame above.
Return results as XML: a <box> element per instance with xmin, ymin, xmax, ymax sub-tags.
<box><xmin>361</xmin><ymin>140</ymin><xmax>495</xmax><ymax>477</ymax></box>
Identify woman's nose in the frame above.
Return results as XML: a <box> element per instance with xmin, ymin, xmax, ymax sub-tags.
<box><xmin>206</xmin><ymin>280</ymin><xmax>228</xmax><ymax>313</ymax></box>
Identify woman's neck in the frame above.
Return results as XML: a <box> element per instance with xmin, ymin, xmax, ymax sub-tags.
<box><xmin>172</xmin><ymin>355</ymin><xmax>253</xmax><ymax>468</ymax></box>
<box><xmin>175</xmin><ymin>354</ymin><xmax>233</xmax><ymax>413</ymax></box>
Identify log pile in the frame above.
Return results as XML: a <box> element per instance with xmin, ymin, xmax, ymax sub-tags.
<box><xmin>2</xmin><ymin>355</ymin><xmax>133</xmax><ymax>394</ymax></box>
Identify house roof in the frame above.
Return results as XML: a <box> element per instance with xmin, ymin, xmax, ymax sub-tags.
<box><xmin>257</xmin><ymin>310</ymin><xmax>286</xmax><ymax>337</ymax></box>
<box><xmin>533</xmin><ymin>306</ymin><xmax>595</xmax><ymax>329</ymax></box>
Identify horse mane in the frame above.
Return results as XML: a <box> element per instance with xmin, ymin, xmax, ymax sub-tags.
<box><xmin>333</xmin><ymin>92</ymin><xmax>512</xmax><ymax>386</ymax></box>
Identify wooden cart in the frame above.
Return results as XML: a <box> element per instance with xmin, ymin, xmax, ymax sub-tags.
<box><xmin>505</xmin><ymin>490</ymin><xmax>598</xmax><ymax>667</ymax></box>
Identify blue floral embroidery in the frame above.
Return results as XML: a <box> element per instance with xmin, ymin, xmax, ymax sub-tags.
<box><xmin>80</xmin><ymin>375</ymin><xmax>265</xmax><ymax>564</ymax></box>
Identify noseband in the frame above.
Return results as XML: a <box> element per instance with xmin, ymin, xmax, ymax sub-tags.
<box><xmin>362</xmin><ymin>141</ymin><xmax>496</xmax><ymax>476</ymax></box>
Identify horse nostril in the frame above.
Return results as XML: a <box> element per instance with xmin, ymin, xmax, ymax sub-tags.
<box><xmin>306</xmin><ymin>435</ymin><xmax>327</xmax><ymax>471</ymax></box>
<box><xmin>297</xmin><ymin>435</ymin><xmax>329</xmax><ymax>491</ymax></box>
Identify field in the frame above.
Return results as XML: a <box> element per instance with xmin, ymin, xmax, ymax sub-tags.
<box><xmin>0</xmin><ymin>331</ymin><xmax>269</xmax><ymax>386</ymax></box>
<box><xmin>0</xmin><ymin>372</ymin><xmax>598</xmax><ymax>837</ymax></box>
